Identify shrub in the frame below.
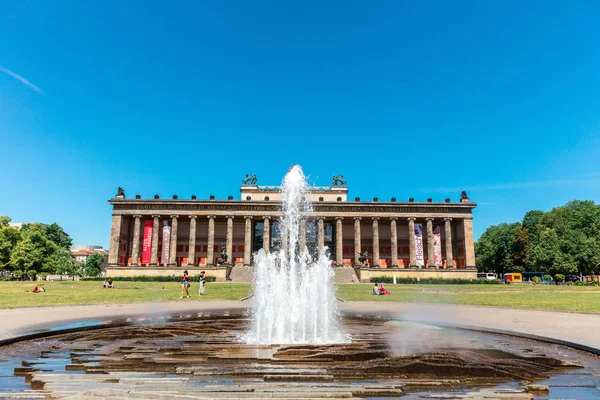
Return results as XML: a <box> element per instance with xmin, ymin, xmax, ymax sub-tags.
<box><xmin>576</xmin><ymin>280</ymin><xmax>587</xmax><ymax>286</ymax></box>
<box><xmin>13</xmin><ymin>270</ymin><xmax>23</xmax><ymax>279</ymax></box>
<box><xmin>532</xmin><ymin>276</ymin><xmax>542</xmax><ymax>283</ymax></box>
<box><xmin>543</xmin><ymin>274</ymin><xmax>552</xmax><ymax>282</ymax></box>
<box><xmin>82</xmin><ymin>275</ymin><xmax>217</xmax><ymax>282</ymax></box>
<box><xmin>0</xmin><ymin>275</ymin><xmax>12</xmax><ymax>281</ymax></box>
<box><xmin>554</xmin><ymin>274</ymin><xmax>565</xmax><ymax>282</ymax></box>
<box><xmin>590</xmin><ymin>281</ymin><xmax>599</xmax><ymax>286</ymax></box>
<box><xmin>369</xmin><ymin>276</ymin><xmax>499</xmax><ymax>284</ymax></box>
<box><xmin>27</xmin><ymin>269</ymin><xmax>37</xmax><ymax>279</ymax></box>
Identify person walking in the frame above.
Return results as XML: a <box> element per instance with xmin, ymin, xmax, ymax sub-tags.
<box><xmin>180</xmin><ymin>270</ymin><xmax>190</xmax><ymax>299</ymax></box>
<box><xmin>198</xmin><ymin>271</ymin><xmax>206</xmax><ymax>295</ymax></box>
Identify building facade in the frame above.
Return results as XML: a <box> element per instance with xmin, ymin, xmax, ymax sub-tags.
<box><xmin>107</xmin><ymin>181</ymin><xmax>477</xmax><ymax>281</ymax></box>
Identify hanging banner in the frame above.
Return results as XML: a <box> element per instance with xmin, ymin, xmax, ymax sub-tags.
<box><xmin>141</xmin><ymin>220</ymin><xmax>153</xmax><ymax>264</ymax></box>
<box><xmin>161</xmin><ymin>221</ymin><xmax>171</xmax><ymax>265</ymax></box>
<box><xmin>414</xmin><ymin>223</ymin><xmax>424</xmax><ymax>266</ymax></box>
<box><xmin>433</xmin><ymin>225</ymin><xmax>442</xmax><ymax>267</ymax></box>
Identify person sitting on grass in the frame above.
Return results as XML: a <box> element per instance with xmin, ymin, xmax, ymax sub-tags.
<box><xmin>379</xmin><ymin>282</ymin><xmax>390</xmax><ymax>295</ymax></box>
<box><xmin>372</xmin><ymin>283</ymin><xmax>380</xmax><ymax>295</ymax></box>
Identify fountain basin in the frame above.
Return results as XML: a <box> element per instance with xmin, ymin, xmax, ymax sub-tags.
<box><xmin>1</xmin><ymin>312</ymin><xmax>599</xmax><ymax>399</ymax></box>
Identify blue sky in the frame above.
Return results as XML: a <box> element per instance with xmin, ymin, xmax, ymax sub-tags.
<box><xmin>1</xmin><ymin>1</ymin><xmax>599</xmax><ymax>248</ymax></box>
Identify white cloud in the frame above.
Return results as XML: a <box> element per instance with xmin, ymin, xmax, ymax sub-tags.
<box><xmin>426</xmin><ymin>177</ymin><xmax>600</xmax><ymax>193</ymax></box>
<box><xmin>0</xmin><ymin>66</ymin><xmax>44</xmax><ymax>95</ymax></box>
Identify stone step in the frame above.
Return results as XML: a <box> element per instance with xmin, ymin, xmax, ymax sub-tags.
<box><xmin>229</xmin><ymin>266</ymin><xmax>254</xmax><ymax>283</ymax></box>
<box><xmin>333</xmin><ymin>268</ymin><xmax>358</xmax><ymax>284</ymax></box>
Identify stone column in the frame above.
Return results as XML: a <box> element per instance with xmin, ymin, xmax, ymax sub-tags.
<box><xmin>426</xmin><ymin>218</ymin><xmax>434</xmax><ymax>268</ymax></box>
<box><xmin>244</xmin><ymin>216</ymin><xmax>252</xmax><ymax>266</ymax></box>
<box><xmin>390</xmin><ymin>217</ymin><xmax>398</xmax><ymax>268</ymax></box>
<box><xmin>354</xmin><ymin>217</ymin><xmax>361</xmax><ymax>266</ymax></box>
<box><xmin>263</xmin><ymin>217</ymin><xmax>271</xmax><ymax>252</ymax></box>
<box><xmin>150</xmin><ymin>215</ymin><xmax>160</xmax><ymax>265</ymax></box>
<box><xmin>188</xmin><ymin>216</ymin><xmax>197</xmax><ymax>266</ymax></box>
<box><xmin>226</xmin><ymin>216</ymin><xmax>234</xmax><ymax>265</ymax></box>
<box><xmin>130</xmin><ymin>215</ymin><xmax>142</xmax><ymax>266</ymax></box>
<box><xmin>317</xmin><ymin>217</ymin><xmax>325</xmax><ymax>249</ymax></box>
<box><xmin>463</xmin><ymin>218</ymin><xmax>476</xmax><ymax>268</ymax></box>
<box><xmin>444</xmin><ymin>218</ymin><xmax>453</xmax><ymax>268</ymax></box>
<box><xmin>207</xmin><ymin>215</ymin><xmax>215</xmax><ymax>266</ymax></box>
<box><xmin>335</xmin><ymin>217</ymin><xmax>343</xmax><ymax>266</ymax></box>
<box><xmin>408</xmin><ymin>218</ymin><xmax>416</xmax><ymax>267</ymax></box>
<box><xmin>372</xmin><ymin>217</ymin><xmax>380</xmax><ymax>267</ymax></box>
<box><xmin>299</xmin><ymin>219</ymin><xmax>307</xmax><ymax>251</ymax></box>
<box><xmin>108</xmin><ymin>215</ymin><xmax>122</xmax><ymax>265</ymax></box>
<box><xmin>169</xmin><ymin>215</ymin><xmax>178</xmax><ymax>266</ymax></box>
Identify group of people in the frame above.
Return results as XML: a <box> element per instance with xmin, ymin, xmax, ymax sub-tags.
<box><xmin>373</xmin><ymin>282</ymin><xmax>390</xmax><ymax>295</ymax></box>
<box><xmin>180</xmin><ymin>270</ymin><xmax>207</xmax><ymax>299</ymax></box>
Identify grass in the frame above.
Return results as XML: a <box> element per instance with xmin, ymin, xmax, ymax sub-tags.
<box><xmin>0</xmin><ymin>281</ymin><xmax>252</xmax><ymax>309</ymax></box>
<box><xmin>336</xmin><ymin>284</ymin><xmax>600</xmax><ymax>313</ymax></box>
<box><xmin>1</xmin><ymin>282</ymin><xmax>599</xmax><ymax>313</ymax></box>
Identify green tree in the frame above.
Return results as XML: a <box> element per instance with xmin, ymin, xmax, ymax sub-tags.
<box><xmin>84</xmin><ymin>252</ymin><xmax>105</xmax><ymax>276</ymax></box>
<box><xmin>53</xmin><ymin>247</ymin><xmax>77</xmax><ymax>275</ymax></box>
<box><xmin>512</xmin><ymin>225</ymin><xmax>532</xmax><ymax>270</ymax></box>
<box><xmin>0</xmin><ymin>223</ymin><xmax>21</xmax><ymax>270</ymax></box>
<box><xmin>45</xmin><ymin>223</ymin><xmax>72</xmax><ymax>249</ymax></box>
<box><xmin>522</xmin><ymin>210</ymin><xmax>544</xmax><ymax>237</ymax></box>
<box><xmin>10</xmin><ymin>224</ymin><xmax>57</xmax><ymax>273</ymax></box>
<box><xmin>0</xmin><ymin>216</ymin><xmax>11</xmax><ymax>226</ymax></box>
<box><xmin>475</xmin><ymin>222</ymin><xmax>520</xmax><ymax>276</ymax></box>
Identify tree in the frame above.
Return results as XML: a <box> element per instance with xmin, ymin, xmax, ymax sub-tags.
<box><xmin>522</xmin><ymin>210</ymin><xmax>544</xmax><ymax>237</ymax></box>
<box><xmin>0</xmin><ymin>224</ymin><xmax>21</xmax><ymax>270</ymax></box>
<box><xmin>475</xmin><ymin>223</ymin><xmax>520</xmax><ymax>276</ymax></box>
<box><xmin>512</xmin><ymin>225</ymin><xmax>532</xmax><ymax>270</ymax></box>
<box><xmin>54</xmin><ymin>247</ymin><xmax>77</xmax><ymax>275</ymax></box>
<box><xmin>0</xmin><ymin>216</ymin><xmax>11</xmax><ymax>226</ymax></box>
<box><xmin>10</xmin><ymin>224</ymin><xmax>57</xmax><ymax>273</ymax></box>
<box><xmin>85</xmin><ymin>252</ymin><xmax>105</xmax><ymax>276</ymax></box>
<box><xmin>45</xmin><ymin>223</ymin><xmax>72</xmax><ymax>249</ymax></box>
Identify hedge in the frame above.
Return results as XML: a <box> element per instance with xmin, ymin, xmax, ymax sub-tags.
<box><xmin>82</xmin><ymin>275</ymin><xmax>217</xmax><ymax>282</ymax></box>
<box><xmin>370</xmin><ymin>276</ymin><xmax>499</xmax><ymax>284</ymax></box>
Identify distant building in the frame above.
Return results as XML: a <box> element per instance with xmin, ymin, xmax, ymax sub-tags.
<box><xmin>106</xmin><ymin>176</ymin><xmax>477</xmax><ymax>281</ymax></box>
<box><xmin>71</xmin><ymin>245</ymin><xmax>109</xmax><ymax>264</ymax></box>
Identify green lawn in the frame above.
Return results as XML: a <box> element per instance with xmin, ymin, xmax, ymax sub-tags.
<box><xmin>336</xmin><ymin>284</ymin><xmax>600</xmax><ymax>313</ymax></box>
<box><xmin>1</xmin><ymin>282</ymin><xmax>599</xmax><ymax>313</ymax></box>
<box><xmin>0</xmin><ymin>281</ymin><xmax>251</xmax><ymax>309</ymax></box>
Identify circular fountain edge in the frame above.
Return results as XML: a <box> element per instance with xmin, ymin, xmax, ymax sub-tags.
<box><xmin>1</xmin><ymin>310</ymin><xmax>598</xmax><ymax>357</ymax></box>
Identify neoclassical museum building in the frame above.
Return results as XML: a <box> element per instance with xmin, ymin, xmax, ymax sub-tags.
<box><xmin>107</xmin><ymin>177</ymin><xmax>477</xmax><ymax>281</ymax></box>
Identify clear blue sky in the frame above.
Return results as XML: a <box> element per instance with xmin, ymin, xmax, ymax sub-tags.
<box><xmin>1</xmin><ymin>1</ymin><xmax>599</xmax><ymax>248</ymax></box>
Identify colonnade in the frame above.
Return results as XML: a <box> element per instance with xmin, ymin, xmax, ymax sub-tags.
<box><xmin>109</xmin><ymin>214</ymin><xmax>476</xmax><ymax>268</ymax></box>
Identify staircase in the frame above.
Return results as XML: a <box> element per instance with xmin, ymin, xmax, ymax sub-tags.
<box><xmin>334</xmin><ymin>267</ymin><xmax>359</xmax><ymax>284</ymax></box>
<box><xmin>229</xmin><ymin>266</ymin><xmax>254</xmax><ymax>283</ymax></box>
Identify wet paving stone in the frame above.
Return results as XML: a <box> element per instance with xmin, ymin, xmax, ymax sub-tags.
<box><xmin>0</xmin><ymin>313</ymin><xmax>598</xmax><ymax>399</ymax></box>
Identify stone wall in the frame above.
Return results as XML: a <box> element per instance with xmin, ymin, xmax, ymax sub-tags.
<box><xmin>105</xmin><ymin>266</ymin><xmax>228</xmax><ymax>281</ymax></box>
<box><xmin>357</xmin><ymin>268</ymin><xmax>477</xmax><ymax>283</ymax></box>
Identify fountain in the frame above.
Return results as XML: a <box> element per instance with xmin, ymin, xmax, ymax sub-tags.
<box><xmin>245</xmin><ymin>165</ymin><xmax>347</xmax><ymax>344</ymax></box>
<box><xmin>1</xmin><ymin>166</ymin><xmax>599</xmax><ymax>399</ymax></box>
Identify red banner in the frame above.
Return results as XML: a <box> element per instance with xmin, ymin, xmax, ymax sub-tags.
<box><xmin>142</xmin><ymin>221</ymin><xmax>153</xmax><ymax>264</ymax></box>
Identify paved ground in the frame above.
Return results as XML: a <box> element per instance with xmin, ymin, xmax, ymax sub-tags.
<box><xmin>1</xmin><ymin>300</ymin><xmax>598</xmax><ymax>352</ymax></box>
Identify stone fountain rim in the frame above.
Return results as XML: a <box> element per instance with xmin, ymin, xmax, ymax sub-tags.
<box><xmin>1</xmin><ymin>311</ymin><xmax>598</xmax><ymax>357</ymax></box>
